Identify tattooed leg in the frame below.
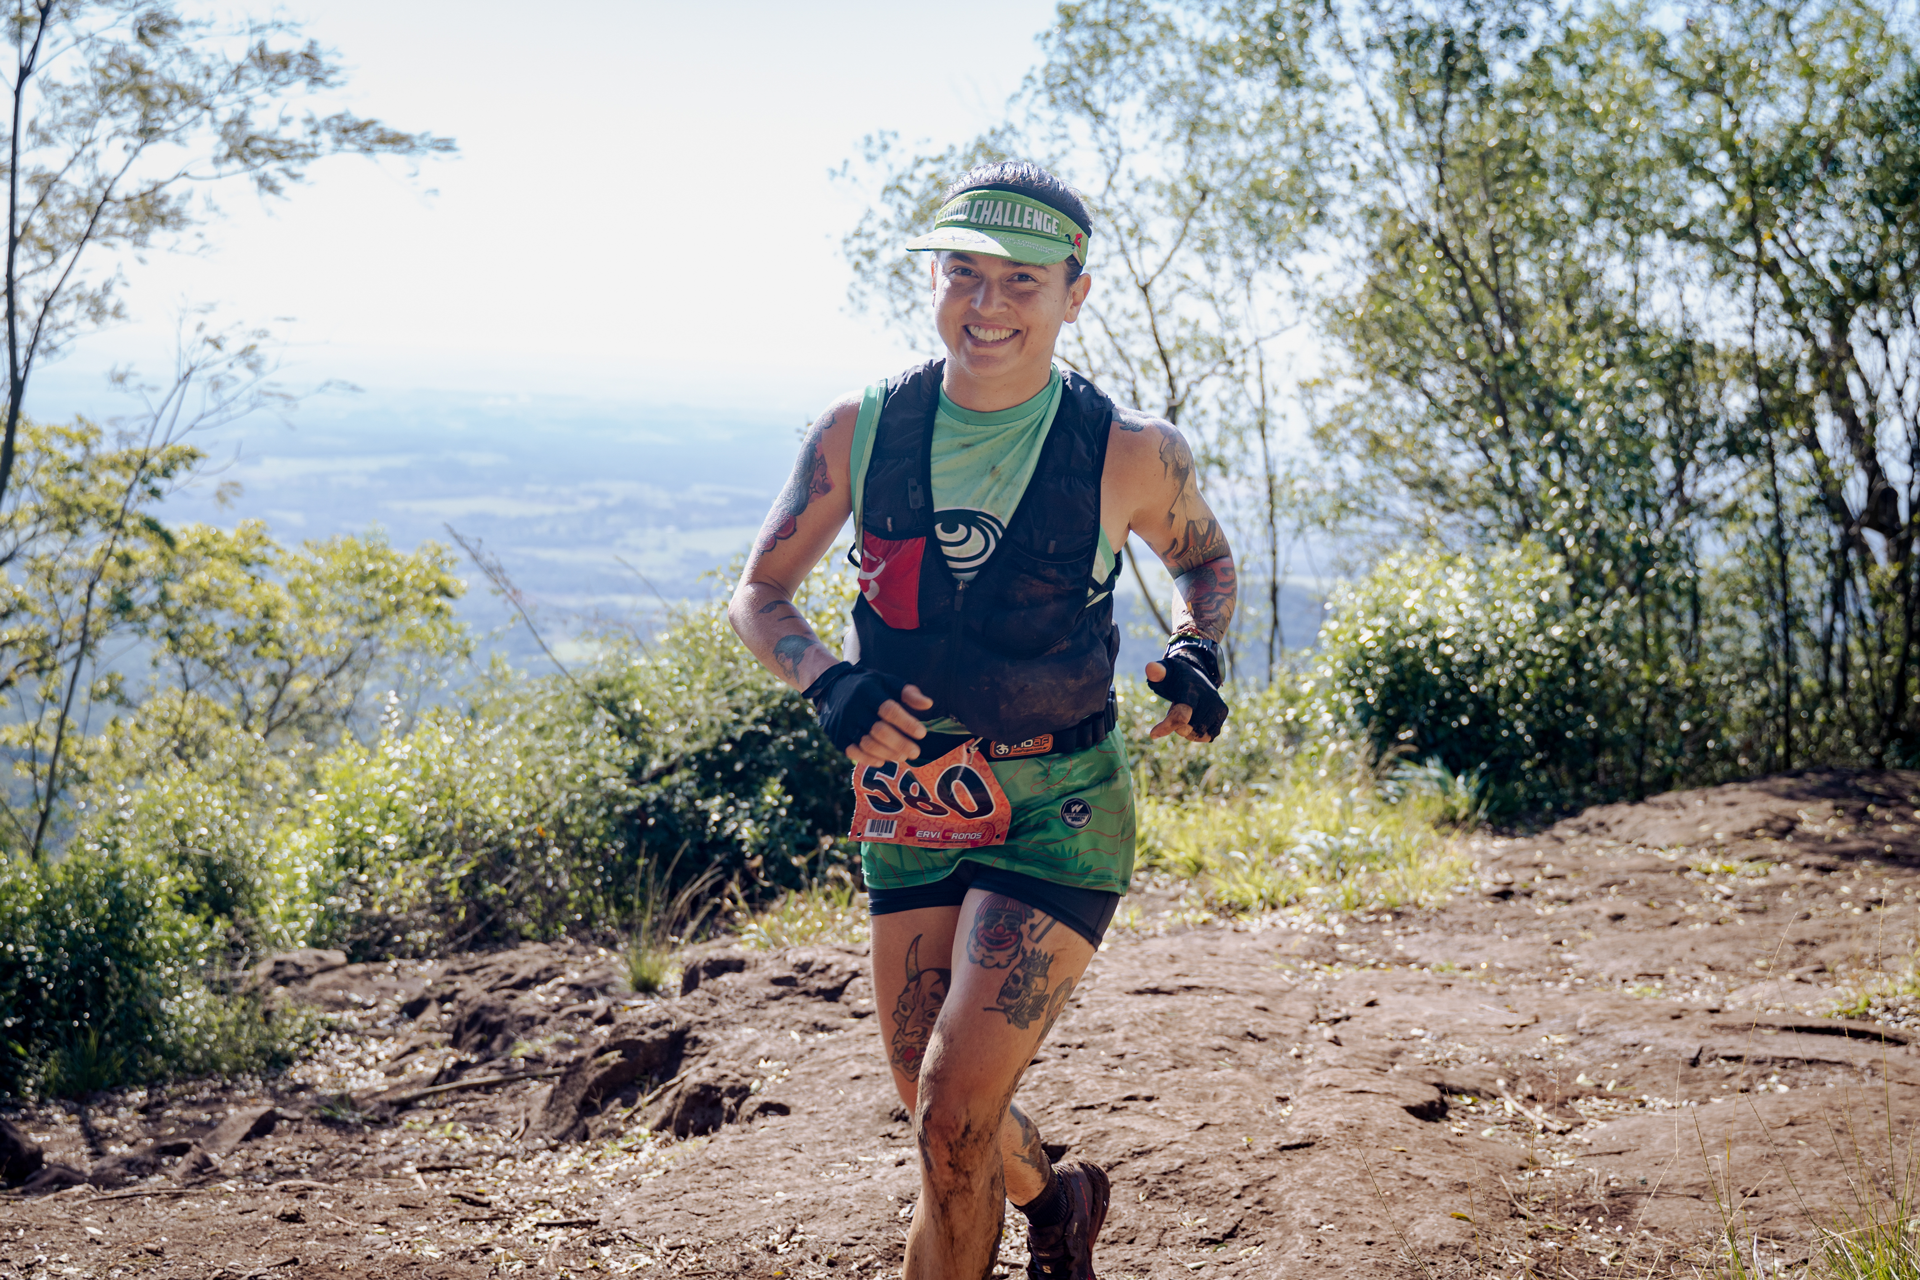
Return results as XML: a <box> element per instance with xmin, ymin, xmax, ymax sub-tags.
<box><xmin>875</xmin><ymin>915</ymin><xmax>1068</xmax><ymax>1221</ymax></box>
<box><xmin>1002</xmin><ymin>1101</ymin><xmax>1053</xmax><ymax>1206</ymax></box>
<box><xmin>888</xmin><ymin>934</ymin><xmax>951</xmax><ymax>1079</ymax></box>
<box><xmin>968</xmin><ymin>893</ymin><xmax>1078</xmax><ymax>1031</ymax></box>
<box><xmin>905</xmin><ymin>890</ymin><xmax>1095</xmax><ymax>1279</ymax></box>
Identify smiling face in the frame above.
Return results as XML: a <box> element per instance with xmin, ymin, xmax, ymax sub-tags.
<box><xmin>930</xmin><ymin>251</ymin><xmax>1092</xmax><ymax>410</ymax></box>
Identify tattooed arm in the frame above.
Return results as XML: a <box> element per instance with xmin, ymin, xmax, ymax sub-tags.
<box><xmin>728</xmin><ymin>395</ymin><xmax>931</xmax><ymax>763</ymax></box>
<box><xmin>1107</xmin><ymin>406</ymin><xmax>1238</xmax><ymax>741</ymax></box>
<box><xmin>729</xmin><ymin>397</ymin><xmax>858</xmax><ymax>691</ymax></box>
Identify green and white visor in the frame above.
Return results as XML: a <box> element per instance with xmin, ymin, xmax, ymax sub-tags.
<box><xmin>903</xmin><ymin>189</ymin><xmax>1090</xmax><ymax>266</ymax></box>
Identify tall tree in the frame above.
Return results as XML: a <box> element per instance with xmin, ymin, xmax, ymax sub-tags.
<box><xmin>1314</xmin><ymin>0</ymin><xmax>1920</xmax><ymax>785</ymax></box>
<box><xmin>1639</xmin><ymin>0</ymin><xmax>1920</xmax><ymax>766</ymax></box>
<box><xmin>1</xmin><ymin>0</ymin><xmax>453</xmax><ymax>508</ymax></box>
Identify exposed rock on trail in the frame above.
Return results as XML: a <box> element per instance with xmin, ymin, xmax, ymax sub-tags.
<box><xmin>3</xmin><ymin>770</ymin><xmax>1917</xmax><ymax>1278</ymax></box>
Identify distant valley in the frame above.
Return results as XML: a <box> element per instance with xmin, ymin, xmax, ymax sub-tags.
<box><xmin>146</xmin><ymin>388</ymin><xmax>1326</xmax><ymax>680</ymax></box>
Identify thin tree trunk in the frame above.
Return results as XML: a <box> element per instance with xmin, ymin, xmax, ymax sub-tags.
<box><xmin>1751</xmin><ymin>252</ymin><xmax>1793</xmax><ymax>772</ymax></box>
<box><xmin>1</xmin><ymin>6</ymin><xmax>50</xmax><ymax>511</ymax></box>
<box><xmin>1764</xmin><ymin>430</ymin><xmax>1793</xmax><ymax>771</ymax></box>
<box><xmin>1252</xmin><ymin>344</ymin><xmax>1281</xmax><ymax>683</ymax></box>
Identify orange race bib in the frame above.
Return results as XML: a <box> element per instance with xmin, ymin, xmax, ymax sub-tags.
<box><xmin>849</xmin><ymin>739</ymin><xmax>1012</xmax><ymax>849</ymax></box>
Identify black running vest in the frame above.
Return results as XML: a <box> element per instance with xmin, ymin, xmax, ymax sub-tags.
<box><xmin>847</xmin><ymin>359</ymin><xmax>1120</xmax><ymax>743</ymax></box>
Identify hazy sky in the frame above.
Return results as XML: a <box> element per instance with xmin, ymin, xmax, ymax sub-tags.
<box><xmin>40</xmin><ymin>0</ymin><xmax>1060</xmax><ymax>421</ymax></box>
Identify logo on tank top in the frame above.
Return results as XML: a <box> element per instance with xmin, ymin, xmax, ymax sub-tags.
<box><xmin>1059</xmin><ymin>797</ymin><xmax>1093</xmax><ymax>829</ymax></box>
<box><xmin>933</xmin><ymin>508</ymin><xmax>1005</xmax><ymax>576</ymax></box>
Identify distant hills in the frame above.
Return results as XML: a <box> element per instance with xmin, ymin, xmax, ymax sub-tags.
<box><xmin>150</xmin><ymin>388</ymin><xmax>1326</xmax><ymax>678</ymax></box>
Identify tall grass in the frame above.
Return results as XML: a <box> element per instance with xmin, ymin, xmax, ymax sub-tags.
<box><xmin>1815</xmin><ymin>1101</ymin><xmax>1920</xmax><ymax>1280</ymax></box>
<box><xmin>1135</xmin><ymin>754</ymin><xmax>1475</xmax><ymax>915</ymax></box>
<box><xmin>1124</xmin><ymin>677</ymin><xmax>1479</xmax><ymax>917</ymax></box>
<box><xmin>735</xmin><ymin>863</ymin><xmax>866</xmax><ymax>950</ymax></box>
<box><xmin>623</xmin><ymin>854</ymin><xmax>724</xmax><ymax>995</ymax></box>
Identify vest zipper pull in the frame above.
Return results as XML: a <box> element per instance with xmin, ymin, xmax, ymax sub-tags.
<box><xmin>907</xmin><ymin>478</ymin><xmax>925</xmax><ymax>510</ymax></box>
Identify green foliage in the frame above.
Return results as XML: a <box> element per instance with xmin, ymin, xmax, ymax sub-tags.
<box><xmin>1135</xmin><ymin>766</ymin><xmax>1473</xmax><ymax>917</ymax></box>
<box><xmin>1121</xmin><ymin>672</ymin><xmax>1475</xmax><ymax>915</ymax></box>
<box><xmin>237</xmin><ymin>561</ymin><xmax>858</xmax><ymax>965</ymax></box>
<box><xmin>1319</xmin><ymin>545</ymin><xmax>1598</xmax><ymax>815</ymax></box>
<box><xmin>1316</xmin><ymin>543</ymin><xmax>1755</xmax><ymax>816</ymax></box>
<box><xmin>0</xmin><ymin>444</ymin><xmax>474</xmax><ymax>1086</ymax></box>
<box><xmin>734</xmin><ymin>863</ymin><xmax>866</xmax><ymax>951</ymax></box>
<box><xmin>578</xmin><ymin>561</ymin><xmax>860</xmax><ymax>905</ymax></box>
<box><xmin>621</xmin><ymin>855</ymin><xmax>723</xmax><ymax>995</ymax></box>
<box><xmin>290</xmin><ymin>688</ymin><xmax>637</xmax><ymax>959</ymax></box>
<box><xmin>1318</xmin><ymin>0</ymin><xmax>1920</xmax><ymax>775</ymax></box>
<box><xmin>140</xmin><ymin>522</ymin><xmax>469</xmax><ymax>753</ymax></box>
<box><xmin>0</xmin><ymin>0</ymin><xmax>453</xmax><ymax>1097</ymax></box>
<box><xmin>625</xmin><ymin>945</ymin><xmax>673</xmax><ymax>996</ymax></box>
<box><xmin>0</xmin><ymin>845</ymin><xmax>311</xmax><ymax>1098</ymax></box>
<box><xmin>1820</xmin><ymin>1186</ymin><xmax>1920</xmax><ymax>1280</ymax></box>
<box><xmin>80</xmin><ymin>741</ymin><xmax>310</xmax><ymax>960</ymax></box>
<box><xmin>0</xmin><ymin>415</ymin><xmax>208</xmax><ymax>854</ymax></box>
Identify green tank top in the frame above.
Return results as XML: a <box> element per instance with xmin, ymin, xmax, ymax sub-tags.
<box><xmin>849</xmin><ymin>369</ymin><xmax>1138</xmax><ymax>897</ymax></box>
<box><xmin>848</xmin><ymin>367</ymin><xmax>1116</xmax><ymax>593</ymax></box>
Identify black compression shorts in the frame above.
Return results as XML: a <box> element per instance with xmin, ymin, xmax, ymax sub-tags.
<box><xmin>866</xmin><ymin>861</ymin><xmax>1121</xmax><ymax>949</ymax></box>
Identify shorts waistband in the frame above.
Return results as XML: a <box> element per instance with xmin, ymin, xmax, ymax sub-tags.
<box><xmin>866</xmin><ymin>861</ymin><xmax>1121</xmax><ymax>949</ymax></box>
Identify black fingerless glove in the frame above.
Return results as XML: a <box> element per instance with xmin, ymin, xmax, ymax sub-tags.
<box><xmin>803</xmin><ymin>661</ymin><xmax>909</xmax><ymax>753</ymax></box>
<box><xmin>1148</xmin><ymin>633</ymin><xmax>1229</xmax><ymax>739</ymax></box>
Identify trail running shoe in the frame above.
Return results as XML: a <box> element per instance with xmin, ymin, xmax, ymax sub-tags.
<box><xmin>1026</xmin><ymin>1159</ymin><xmax>1110</xmax><ymax>1279</ymax></box>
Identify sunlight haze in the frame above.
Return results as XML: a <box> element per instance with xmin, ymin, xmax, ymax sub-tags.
<box><xmin>43</xmin><ymin>0</ymin><xmax>1057</xmax><ymax>416</ymax></box>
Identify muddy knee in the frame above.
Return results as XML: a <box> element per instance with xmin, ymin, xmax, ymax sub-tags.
<box><xmin>914</xmin><ymin>1093</ymin><xmax>1003</xmax><ymax>1186</ymax></box>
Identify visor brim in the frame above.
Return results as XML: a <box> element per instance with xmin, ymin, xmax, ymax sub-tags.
<box><xmin>903</xmin><ymin>226</ymin><xmax>1077</xmax><ymax>266</ymax></box>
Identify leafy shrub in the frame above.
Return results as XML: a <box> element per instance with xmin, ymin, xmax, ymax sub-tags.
<box><xmin>277</xmin><ymin>559</ymin><xmax>858</xmax><ymax>961</ymax></box>
<box><xmin>1319</xmin><ymin>543</ymin><xmax>1756</xmax><ymax>816</ymax></box>
<box><xmin>291</xmin><ymin>688</ymin><xmax>639</xmax><ymax>959</ymax></box>
<box><xmin>77</xmin><ymin>733</ymin><xmax>313</xmax><ymax>960</ymax></box>
<box><xmin>0</xmin><ymin>845</ymin><xmax>309</xmax><ymax>1097</ymax></box>
<box><xmin>577</xmin><ymin>563</ymin><xmax>860</xmax><ymax>904</ymax></box>
<box><xmin>1317</xmin><ymin>544</ymin><xmax>1618</xmax><ymax>817</ymax></box>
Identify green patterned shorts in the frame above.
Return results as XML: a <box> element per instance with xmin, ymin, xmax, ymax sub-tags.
<box><xmin>857</xmin><ymin>725</ymin><xmax>1136</xmax><ymax>895</ymax></box>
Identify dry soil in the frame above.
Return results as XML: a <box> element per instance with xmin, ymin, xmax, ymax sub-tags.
<box><xmin>3</xmin><ymin>769</ymin><xmax>1918</xmax><ymax>1279</ymax></box>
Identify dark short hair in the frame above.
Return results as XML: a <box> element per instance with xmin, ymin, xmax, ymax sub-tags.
<box><xmin>944</xmin><ymin>160</ymin><xmax>1093</xmax><ymax>282</ymax></box>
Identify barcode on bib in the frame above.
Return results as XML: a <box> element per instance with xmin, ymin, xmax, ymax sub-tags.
<box><xmin>863</xmin><ymin>818</ymin><xmax>898</xmax><ymax>838</ymax></box>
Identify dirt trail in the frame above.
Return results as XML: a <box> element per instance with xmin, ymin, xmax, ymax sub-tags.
<box><xmin>4</xmin><ymin>770</ymin><xmax>1918</xmax><ymax>1279</ymax></box>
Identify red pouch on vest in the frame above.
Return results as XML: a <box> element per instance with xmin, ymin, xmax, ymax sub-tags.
<box><xmin>849</xmin><ymin>739</ymin><xmax>1012</xmax><ymax>849</ymax></box>
<box><xmin>858</xmin><ymin>535</ymin><xmax>924</xmax><ymax>629</ymax></box>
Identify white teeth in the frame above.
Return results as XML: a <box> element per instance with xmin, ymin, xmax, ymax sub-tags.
<box><xmin>966</xmin><ymin>325</ymin><xmax>1015</xmax><ymax>342</ymax></box>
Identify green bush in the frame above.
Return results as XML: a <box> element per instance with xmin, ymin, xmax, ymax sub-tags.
<box><xmin>0</xmin><ymin>845</ymin><xmax>307</xmax><ymax>1098</ymax></box>
<box><xmin>280</xmin><ymin>560</ymin><xmax>859</xmax><ymax>960</ymax></box>
<box><xmin>576</xmin><ymin>563</ymin><xmax>860</xmax><ymax>904</ymax></box>
<box><xmin>291</xmin><ymin>688</ymin><xmax>639</xmax><ymax>959</ymax></box>
<box><xmin>1317</xmin><ymin>544</ymin><xmax>1608</xmax><ymax>816</ymax></box>
<box><xmin>1316</xmin><ymin>543</ymin><xmax>1743</xmax><ymax>817</ymax></box>
<box><xmin>78</xmin><ymin>734</ymin><xmax>313</xmax><ymax>961</ymax></box>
